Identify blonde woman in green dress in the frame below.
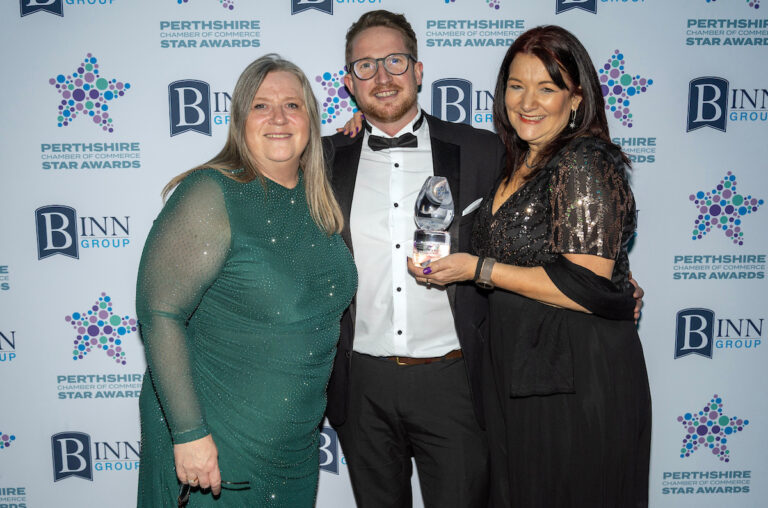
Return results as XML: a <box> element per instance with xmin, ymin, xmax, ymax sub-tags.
<box><xmin>135</xmin><ymin>54</ymin><xmax>357</xmax><ymax>506</ymax></box>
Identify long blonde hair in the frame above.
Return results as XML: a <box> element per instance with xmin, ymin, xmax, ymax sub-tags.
<box><xmin>163</xmin><ymin>54</ymin><xmax>343</xmax><ymax>235</ymax></box>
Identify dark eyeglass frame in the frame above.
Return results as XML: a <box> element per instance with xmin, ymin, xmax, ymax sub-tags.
<box><xmin>177</xmin><ymin>480</ymin><xmax>250</xmax><ymax>507</ymax></box>
<box><xmin>348</xmin><ymin>53</ymin><xmax>416</xmax><ymax>80</ymax></box>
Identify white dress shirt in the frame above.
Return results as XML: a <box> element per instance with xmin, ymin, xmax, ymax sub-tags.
<box><xmin>350</xmin><ymin>108</ymin><xmax>460</xmax><ymax>357</ymax></box>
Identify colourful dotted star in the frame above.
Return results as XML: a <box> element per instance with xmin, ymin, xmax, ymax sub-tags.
<box><xmin>444</xmin><ymin>0</ymin><xmax>502</xmax><ymax>8</ymax></box>
<box><xmin>49</xmin><ymin>54</ymin><xmax>131</xmax><ymax>132</ymax></box>
<box><xmin>677</xmin><ymin>395</ymin><xmax>749</xmax><ymax>462</ymax></box>
<box><xmin>0</xmin><ymin>433</ymin><xmax>15</xmax><ymax>450</ymax></box>
<box><xmin>315</xmin><ymin>69</ymin><xmax>357</xmax><ymax>126</ymax></box>
<box><xmin>706</xmin><ymin>0</ymin><xmax>760</xmax><ymax>9</ymax></box>
<box><xmin>64</xmin><ymin>292</ymin><xmax>137</xmax><ymax>365</ymax></box>
<box><xmin>599</xmin><ymin>50</ymin><xmax>653</xmax><ymax>128</ymax></box>
<box><xmin>177</xmin><ymin>0</ymin><xmax>235</xmax><ymax>9</ymax></box>
<box><xmin>689</xmin><ymin>172</ymin><xmax>763</xmax><ymax>245</ymax></box>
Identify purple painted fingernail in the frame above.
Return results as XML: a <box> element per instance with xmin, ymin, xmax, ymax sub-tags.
<box><xmin>423</xmin><ymin>267</ymin><xmax>432</xmax><ymax>275</ymax></box>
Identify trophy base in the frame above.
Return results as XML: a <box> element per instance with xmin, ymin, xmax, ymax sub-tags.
<box><xmin>413</xmin><ymin>230</ymin><xmax>451</xmax><ymax>266</ymax></box>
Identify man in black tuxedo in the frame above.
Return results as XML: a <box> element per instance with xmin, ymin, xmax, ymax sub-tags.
<box><xmin>322</xmin><ymin>10</ymin><xmax>504</xmax><ymax>507</ymax></box>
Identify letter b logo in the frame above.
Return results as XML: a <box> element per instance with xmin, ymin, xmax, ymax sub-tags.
<box><xmin>687</xmin><ymin>77</ymin><xmax>729</xmax><ymax>132</ymax></box>
<box><xmin>555</xmin><ymin>0</ymin><xmax>597</xmax><ymax>14</ymax></box>
<box><xmin>675</xmin><ymin>308</ymin><xmax>715</xmax><ymax>359</ymax></box>
<box><xmin>52</xmin><ymin>432</ymin><xmax>93</xmax><ymax>481</ymax></box>
<box><xmin>20</xmin><ymin>0</ymin><xmax>63</xmax><ymax>17</ymax></box>
<box><xmin>432</xmin><ymin>79</ymin><xmax>472</xmax><ymax>125</ymax></box>
<box><xmin>169</xmin><ymin>80</ymin><xmax>212</xmax><ymax>136</ymax></box>
<box><xmin>36</xmin><ymin>205</ymin><xmax>79</xmax><ymax>260</ymax></box>
<box><xmin>318</xmin><ymin>426</ymin><xmax>339</xmax><ymax>474</ymax></box>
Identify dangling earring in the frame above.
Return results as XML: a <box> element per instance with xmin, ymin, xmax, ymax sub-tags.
<box><xmin>569</xmin><ymin>108</ymin><xmax>577</xmax><ymax>129</ymax></box>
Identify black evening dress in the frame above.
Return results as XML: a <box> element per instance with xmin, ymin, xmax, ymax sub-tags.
<box><xmin>472</xmin><ymin>137</ymin><xmax>651</xmax><ymax>507</ymax></box>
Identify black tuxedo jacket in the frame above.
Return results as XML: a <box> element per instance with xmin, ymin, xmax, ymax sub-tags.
<box><xmin>323</xmin><ymin>113</ymin><xmax>505</xmax><ymax>429</ymax></box>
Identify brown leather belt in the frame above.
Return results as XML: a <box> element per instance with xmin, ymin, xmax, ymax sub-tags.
<box><xmin>384</xmin><ymin>349</ymin><xmax>463</xmax><ymax>366</ymax></box>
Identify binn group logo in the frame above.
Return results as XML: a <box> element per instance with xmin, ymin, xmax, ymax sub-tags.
<box><xmin>431</xmin><ymin>79</ymin><xmax>495</xmax><ymax>126</ymax></box>
<box><xmin>677</xmin><ymin>395</ymin><xmax>749</xmax><ymax>463</ymax></box>
<box><xmin>35</xmin><ymin>205</ymin><xmax>132</xmax><ymax>259</ymax></box>
<box><xmin>49</xmin><ymin>54</ymin><xmax>131</xmax><ymax>133</ymax></box>
<box><xmin>291</xmin><ymin>0</ymin><xmax>333</xmax><ymax>15</ymax></box>
<box><xmin>168</xmin><ymin>80</ymin><xmax>235</xmax><ymax>136</ymax></box>
<box><xmin>64</xmin><ymin>293</ymin><xmax>136</xmax><ymax>366</ymax></box>
<box><xmin>675</xmin><ymin>308</ymin><xmax>762</xmax><ymax>359</ymax></box>
<box><xmin>689</xmin><ymin>172</ymin><xmax>763</xmax><ymax>246</ymax></box>
<box><xmin>20</xmin><ymin>0</ymin><xmax>118</xmax><ymax>17</ymax></box>
<box><xmin>599</xmin><ymin>50</ymin><xmax>653</xmax><ymax>128</ymax></box>
<box><xmin>443</xmin><ymin>0</ymin><xmax>503</xmax><ymax>10</ymax></box>
<box><xmin>315</xmin><ymin>70</ymin><xmax>358</xmax><ymax>126</ymax></box>
<box><xmin>687</xmin><ymin>77</ymin><xmax>768</xmax><ymax>132</ymax></box>
<box><xmin>176</xmin><ymin>0</ymin><xmax>235</xmax><ymax>10</ymax></box>
<box><xmin>52</xmin><ymin>432</ymin><xmax>141</xmax><ymax>481</ymax></box>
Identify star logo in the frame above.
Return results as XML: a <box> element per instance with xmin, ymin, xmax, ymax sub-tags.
<box><xmin>443</xmin><ymin>0</ymin><xmax>502</xmax><ymax>9</ymax></box>
<box><xmin>64</xmin><ymin>292</ymin><xmax>137</xmax><ymax>365</ymax></box>
<box><xmin>0</xmin><ymin>432</ymin><xmax>15</xmax><ymax>450</ymax></box>
<box><xmin>315</xmin><ymin>69</ymin><xmax>357</xmax><ymax>126</ymax></box>
<box><xmin>599</xmin><ymin>50</ymin><xmax>653</xmax><ymax>128</ymax></box>
<box><xmin>677</xmin><ymin>394</ymin><xmax>749</xmax><ymax>462</ymax></box>
<box><xmin>176</xmin><ymin>0</ymin><xmax>235</xmax><ymax>9</ymax></box>
<box><xmin>704</xmin><ymin>0</ymin><xmax>760</xmax><ymax>10</ymax></box>
<box><xmin>689</xmin><ymin>171</ymin><xmax>763</xmax><ymax>245</ymax></box>
<box><xmin>48</xmin><ymin>54</ymin><xmax>131</xmax><ymax>133</ymax></box>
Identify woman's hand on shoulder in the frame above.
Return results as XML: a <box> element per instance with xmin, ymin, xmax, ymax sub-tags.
<box><xmin>408</xmin><ymin>253</ymin><xmax>478</xmax><ymax>286</ymax></box>
<box><xmin>336</xmin><ymin>110</ymin><xmax>365</xmax><ymax>137</ymax></box>
<box><xmin>173</xmin><ymin>434</ymin><xmax>222</xmax><ymax>496</ymax></box>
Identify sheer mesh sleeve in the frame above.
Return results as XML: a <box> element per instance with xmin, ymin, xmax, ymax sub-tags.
<box><xmin>136</xmin><ymin>170</ymin><xmax>230</xmax><ymax>443</ymax></box>
<box><xmin>550</xmin><ymin>140</ymin><xmax>631</xmax><ymax>260</ymax></box>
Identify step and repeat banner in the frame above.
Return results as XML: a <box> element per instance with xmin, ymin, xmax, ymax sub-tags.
<box><xmin>1</xmin><ymin>0</ymin><xmax>766</xmax><ymax>507</ymax></box>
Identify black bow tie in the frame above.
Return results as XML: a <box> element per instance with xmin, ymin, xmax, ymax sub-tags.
<box><xmin>367</xmin><ymin>132</ymin><xmax>418</xmax><ymax>151</ymax></box>
<box><xmin>366</xmin><ymin>113</ymin><xmax>425</xmax><ymax>151</ymax></box>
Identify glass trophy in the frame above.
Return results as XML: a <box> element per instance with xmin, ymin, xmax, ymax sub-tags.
<box><xmin>412</xmin><ymin>176</ymin><xmax>454</xmax><ymax>265</ymax></box>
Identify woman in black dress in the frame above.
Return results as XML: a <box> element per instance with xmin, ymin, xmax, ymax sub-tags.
<box><xmin>412</xmin><ymin>26</ymin><xmax>651</xmax><ymax>507</ymax></box>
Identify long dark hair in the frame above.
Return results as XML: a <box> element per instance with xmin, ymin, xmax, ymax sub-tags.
<box><xmin>492</xmin><ymin>25</ymin><xmax>629</xmax><ymax>180</ymax></box>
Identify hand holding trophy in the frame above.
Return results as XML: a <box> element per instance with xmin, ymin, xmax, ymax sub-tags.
<box><xmin>412</xmin><ymin>176</ymin><xmax>454</xmax><ymax>266</ymax></box>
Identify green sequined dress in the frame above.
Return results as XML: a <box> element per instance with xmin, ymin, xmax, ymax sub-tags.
<box><xmin>135</xmin><ymin>169</ymin><xmax>356</xmax><ymax>506</ymax></box>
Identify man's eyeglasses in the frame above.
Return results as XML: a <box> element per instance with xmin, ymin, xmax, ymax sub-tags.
<box><xmin>348</xmin><ymin>53</ymin><xmax>416</xmax><ymax>80</ymax></box>
<box><xmin>177</xmin><ymin>480</ymin><xmax>250</xmax><ymax>507</ymax></box>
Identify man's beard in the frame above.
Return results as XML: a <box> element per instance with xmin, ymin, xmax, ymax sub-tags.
<box><xmin>357</xmin><ymin>86</ymin><xmax>418</xmax><ymax>125</ymax></box>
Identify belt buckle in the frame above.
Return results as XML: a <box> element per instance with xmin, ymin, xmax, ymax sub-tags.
<box><xmin>395</xmin><ymin>356</ymin><xmax>408</xmax><ymax>366</ymax></box>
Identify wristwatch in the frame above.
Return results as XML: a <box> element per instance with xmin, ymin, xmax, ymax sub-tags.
<box><xmin>474</xmin><ymin>257</ymin><xmax>496</xmax><ymax>289</ymax></box>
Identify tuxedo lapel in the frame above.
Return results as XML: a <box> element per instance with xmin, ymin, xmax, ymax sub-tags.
<box><xmin>329</xmin><ymin>136</ymin><xmax>364</xmax><ymax>253</ymax></box>
<box><xmin>429</xmin><ymin>134</ymin><xmax>461</xmax><ymax>315</ymax></box>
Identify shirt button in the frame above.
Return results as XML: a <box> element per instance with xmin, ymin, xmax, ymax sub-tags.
<box><xmin>396</xmin><ymin>287</ymin><xmax>402</xmax><ymax>292</ymax></box>
<box><xmin>394</xmin><ymin>203</ymin><xmax>399</xmax><ymax>208</ymax></box>
<box><xmin>397</xmin><ymin>330</ymin><xmax>403</xmax><ymax>335</ymax></box>
<box><xmin>395</xmin><ymin>243</ymin><xmax>401</xmax><ymax>249</ymax></box>
<box><xmin>394</xmin><ymin>163</ymin><xmax>400</xmax><ymax>168</ymax></box>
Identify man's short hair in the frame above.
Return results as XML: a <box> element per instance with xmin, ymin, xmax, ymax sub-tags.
<box><xmin>345</xmin><ymin>10</ymin><xmax>418</xmax><ymax>65</ymax></box>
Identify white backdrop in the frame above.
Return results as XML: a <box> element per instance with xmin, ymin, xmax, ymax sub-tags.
<box><xmin>1</xmin><ymin>0</ymin><xmax>766</xmax><ymax>507</ymax></box>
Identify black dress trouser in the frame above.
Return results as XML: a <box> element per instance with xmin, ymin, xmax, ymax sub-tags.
<box><xmin>335</xmin><ymin>352</ymin><xmax>489</xmax><ymax>508</ymax></box>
